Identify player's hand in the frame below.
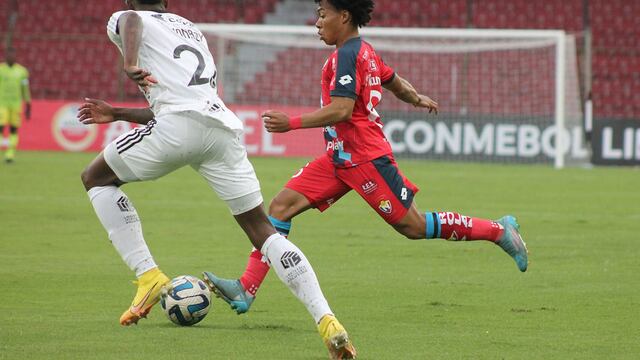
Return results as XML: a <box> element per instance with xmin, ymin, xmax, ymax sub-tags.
<box><xmin>24</xmin><ymin>103</ymin><xmax>31</xmax><ymax>121</ymax></box>
<box><xmin>124</xmin><ymin>65</ymin><xmax>158</xmax><ymax>93</ymax></box>
<box><xmin>262</xmin><ymin>110</ymin><xmax>293</xmax><ymax>133</ymax></box>
<box><xmin>414</xmin><ymin>95</ymin><xmax>438</xmax><ymax>114</ymax></box>
<box><xmin>77</xmin><ymin>98</ymin><xmax>115</xmax><ymax>125</ymax></box>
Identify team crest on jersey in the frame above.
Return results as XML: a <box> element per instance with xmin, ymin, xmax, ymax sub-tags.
<box><xmin>378</xmin><ymin>199</ymin><xmax>393</xmax><ymax>214</ymax></box>
<box><xmin>369</xmin><ymin>59</ymin><xmax>378</xmax><ymax>71</ymax></box>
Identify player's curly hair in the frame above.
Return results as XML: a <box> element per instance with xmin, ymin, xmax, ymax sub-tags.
<box><xmin>315</xmin><ymin>0</ymin><xmax>375</xmax><ymax>28</ymax></box>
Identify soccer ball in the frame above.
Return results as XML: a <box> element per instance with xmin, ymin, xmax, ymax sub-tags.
<box><xmin>160</xmin><ymin>275</ymin><xmax>212</xmax><ymax>326</ymax></box>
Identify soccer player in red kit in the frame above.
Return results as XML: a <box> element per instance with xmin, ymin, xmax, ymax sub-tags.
<box><xmin>205</xmin><ymin>0</ymin><xmax>529</xmax><ymax>332</ymax></box>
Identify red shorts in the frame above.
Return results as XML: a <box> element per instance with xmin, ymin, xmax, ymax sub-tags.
<box><xmin>285</xmin><ymin>155</ymin><xmax>419</xmax><ymax>224</ymax></box>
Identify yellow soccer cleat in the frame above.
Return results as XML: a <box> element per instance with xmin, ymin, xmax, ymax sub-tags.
<box><xmin>318</xmin><ymin>315</ymin><xmax>357</xmax><ymax>360</ymax></box>
<box><xmin>119</xmin><ymin>268</ymin><xmax>170</xmax><ymax>326</ymax></box>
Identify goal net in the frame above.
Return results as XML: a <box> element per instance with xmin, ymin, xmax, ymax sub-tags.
<box><xmin>199</xmin><ymin>24</ymin><xmax>587</xmax><ymax>168</ymax></box>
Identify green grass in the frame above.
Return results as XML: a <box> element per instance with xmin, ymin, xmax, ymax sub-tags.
<box><xmin>1</xmin><ymin>151</ymin><xmax>638</xmax><ymax>359</ymax></box>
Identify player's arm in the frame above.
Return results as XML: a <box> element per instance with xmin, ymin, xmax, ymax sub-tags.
<box><xmin>118</xmin><ymin>12</ymin><xmax>157</xmax><ymax>91</ymax></box>
<box><xmin>22</xmin><ymin>71</ymin><xmax>32</xmax><ymax>120</ymax></box>
<box><xmin>264</xmin><ymin>44</ymin><xmax>362</xmax><ymax>133</ymax></box>
<box><xmin>262</xmin><ymin>96</ymin><xmax>354</xmax><ymax>133</ymax></box>
<box><xmin>383</xmin><ymin>74</ymin><xmax>438</xmax><ymax>114</ymax></box>
<box><xmin>77</xmin><ymin>98</ymin><xmax>154</xmax><ymax>125</ymax></box>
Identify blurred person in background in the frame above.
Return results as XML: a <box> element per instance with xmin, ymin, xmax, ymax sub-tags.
<box><xmin>0</xmin><ymin>46</ymin><xmax>31</xmax><ymax>163</ymax></box>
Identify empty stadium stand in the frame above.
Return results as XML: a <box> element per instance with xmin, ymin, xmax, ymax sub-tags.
<box><xmin>7</xmin><ymin>0</ymin><xmax>279</xmax><ymax>101</ymax></box>
<box><xmin>2</xmin><ymin>0</ymin><xmax>638</xmax><ymax>119</ymax></box>
<box><xmin>590</xmin><ymin>0</ymin><xmax>640</xmax><ymax>118</ymax></box>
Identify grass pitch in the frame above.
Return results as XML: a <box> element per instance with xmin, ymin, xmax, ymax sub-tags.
<box><xmin>0</xmin><ymin>151</ymin><xmax>638</xmax><ymax>359</ymax></box>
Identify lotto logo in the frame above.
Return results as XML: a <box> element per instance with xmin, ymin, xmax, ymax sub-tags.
<box><xmin>339</xmin><ymin>75</ymin><xmax>353</xmax><ymax>86</ymax></box>
<box><xmin>280</xmin><ymin>251</ymin><xmax>302</xmax><ymax>269</ymax></box>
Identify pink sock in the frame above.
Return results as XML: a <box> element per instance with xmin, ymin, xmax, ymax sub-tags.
<box><xmin>427</xmin><ymin>211</ymin><xmax>504</xmax><ymax>242</ymax></box>
<box><xmin>239</xmin><ymin>249</ymin><xmax>270</xmax><ymax>296</ymax></box>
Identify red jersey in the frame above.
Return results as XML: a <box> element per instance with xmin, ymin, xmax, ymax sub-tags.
<box><xmin>321</xmin><ymin>37</ymin><xmax>396</xmax><ymax>168</ymax></box>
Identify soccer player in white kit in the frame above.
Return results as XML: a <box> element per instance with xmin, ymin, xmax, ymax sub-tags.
<box><xmin>79</xmin><ymin>1</ymin><xmax>355</xmax><ymax>357</ymax></box>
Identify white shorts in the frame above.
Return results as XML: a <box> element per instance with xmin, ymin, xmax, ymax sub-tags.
<box><xmin>104</xmin><ymin>111</ymin><xmax>263</xmax><ymax>215</ymax></box>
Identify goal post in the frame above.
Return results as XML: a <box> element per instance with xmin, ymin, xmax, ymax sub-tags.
<box><xmin>198</xmin><ymin>24</ymin><xmax>587</xmax><ymax>168</ymax></box>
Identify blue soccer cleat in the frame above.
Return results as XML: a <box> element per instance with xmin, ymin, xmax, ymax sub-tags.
<box><xmin>496</xmin><ymin>216</ymin><xmax>529</xmax><ymax>272</ymax></box>
<box><xmin>202</xmin><ymin>271</ymin><xmax>254</xmax><ymax>314</ymax></box>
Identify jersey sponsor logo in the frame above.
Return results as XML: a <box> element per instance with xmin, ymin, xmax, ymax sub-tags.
<box><xmin>369</xmin><ymin>59</ymin><xmax>378</xmax><ymax>71</ymax></box>
<box><xmin>280</xmin><ymin>251</ymin><xmax>302</xmax><ymax>269</ymax></box>
<box><xmin>326</xmin><ymin>139</ymin><xmax>344</xmax><ymax>151</ymax></box>
<box><xmin>338</xmin><ymin>75</ymin><xmax>353</xmax><ymax>86</ymax></box>
<box><xmin>367</xmin><ymin>75</ymin><xmax>381</xmax><ymax>87</ymax></box>
<box><xmin>378</xmin><ymin>199</ymin><xmax>393</xmax><ymax>214</ymax></box>
<box><xmin>361</xmin><ymin>180</ymin><xmax>378</xmax><ymax>194</ymax></box>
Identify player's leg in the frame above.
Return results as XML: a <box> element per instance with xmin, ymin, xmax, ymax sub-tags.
<box><xmin>4</xmin><ymin>107</ymin><xmax>20</xmax><ymax>163</ymax></box>
<box><xmin>197</xmin><ymin>132</ymin><xmax>355</xmax><ymax>358</ymax></box>
<box><xmin>344</xmin><ymin>155</ymin><xmax>528</xmax><ymax>271</ymax></box>
<box><xmin>393</xmin><ymin>205</ymin><xmax>505</xmax><ymax>242</ymax></box>
<box><xmin>202</xmin><ymin>186</ymin><xmax>313</xmax><ymax>314</ymax></box>
<box><xmin>233</xmin><ymin>204</ymin><xmax>355</xmax><ymax>359</ymax></box>
<box><xmin>5</xmin><ymin>126</ymin><xmax>19</xmax><ymax>163</ymax></box>
<box><xmin>81</xmin><ymin>118</ymin><xmax>194</xmax><ymax>325</ymax></box>
<box><xmin>393</xmin><ymin>206</ymin><xmax>528</xmax><ymax>271</ymax></box>
<box><xmin>0</xmin><ymin>107</ymin><xmax>7</xmax><ymax>158</ymax></box>
<box><xmin>81</xmin><ymin>151</ymin><xmax>169</xmax><ymax>325</ymax></box>
<box><xmin>205</xmin><ymin>156</ymin><xmax>350</xmax><ymax>314</ymax></box>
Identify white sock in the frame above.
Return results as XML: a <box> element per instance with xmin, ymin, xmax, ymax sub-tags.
<box><xmin>88</xmin><ymin>186</ymin><xmax>157</xmax><ymax>277</ymax></box>
<box><xmin>261</xmin><ymin>233</ymin><xmax>332</xmax><ymax>323</ymax></box>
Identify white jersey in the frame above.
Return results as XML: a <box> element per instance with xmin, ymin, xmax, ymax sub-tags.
<box><xmin>107</xmin><ymin>11</ymin><xmax>242</xmax><ymax>132</ymax></box>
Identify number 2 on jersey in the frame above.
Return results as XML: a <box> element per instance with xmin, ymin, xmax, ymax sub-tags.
<box><xmin>173</xmin><ymin>44</ymin><xmax>216</xmax><ymax>88</ymax></box>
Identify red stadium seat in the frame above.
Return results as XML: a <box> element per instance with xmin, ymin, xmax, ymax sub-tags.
<box><xmin>5</xmin><ymin>0</ymin><xmax>638</xmax><ymax>119</ymax></box>
<box><xmin>10</xmin><ymin>0</ymin><xmax>279</xmax><ymax>101</ymax></box>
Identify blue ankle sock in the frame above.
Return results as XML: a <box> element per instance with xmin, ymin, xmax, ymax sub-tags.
<box><xmin>425</xmin><ymin>212</ymin><xmax>441</xmax><ymax>239</ymax></box>
<box><xmin>268</xmin><ymin>216</ymin><xmax>291</xmax><ymax>237</ymax></box>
